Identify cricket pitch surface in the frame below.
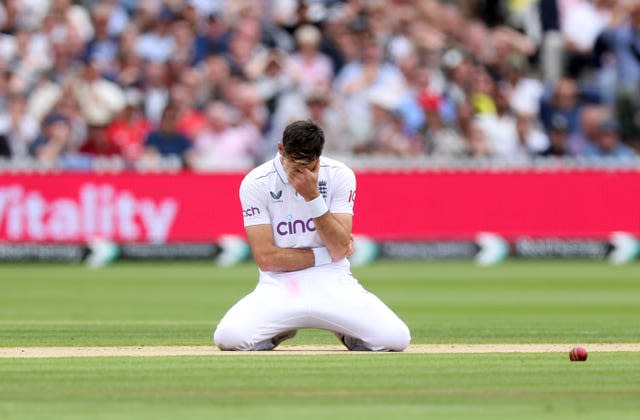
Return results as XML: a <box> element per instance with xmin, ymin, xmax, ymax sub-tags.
<box><xmin>2</xmin><ymin>343</ymin><xmax>640</xmax><ymax>358</ymax></box>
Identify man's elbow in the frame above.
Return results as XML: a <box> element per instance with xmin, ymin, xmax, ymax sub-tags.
<box><xmin>329</xmin><ymin>242</ymin><xmax>352</xmax><ymax>262</ymax></box>
<box><xmin>253</xmin><ymin>253</ymin><xmax>274</xmax><ymax>272</ymax></box>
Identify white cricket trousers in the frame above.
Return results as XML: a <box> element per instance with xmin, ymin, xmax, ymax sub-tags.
<box><xmin>213</xmin><ymin>267</ymin><xmax>411</xmax><ymax>351</ymax></box>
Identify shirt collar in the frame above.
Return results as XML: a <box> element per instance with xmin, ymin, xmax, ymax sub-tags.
<box><xmin>273</xmin><ymin>152</ymin><xmax>288</xmax><ymax>184</ymax></box>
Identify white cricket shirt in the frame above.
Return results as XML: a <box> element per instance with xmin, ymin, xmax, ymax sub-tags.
<box><xmin>239</xmin><ymin>153</ymin><xmax>356</xmax><ymax>274</ymax></box>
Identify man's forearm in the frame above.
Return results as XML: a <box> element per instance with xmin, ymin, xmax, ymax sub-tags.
<box><xmin>254</xmin><ymin>245</ymin><xmax>316</xmax><ymax>273</ymax></box>
<box><xmin>313</xmin><ymin>212</ymin><xmax>352</xmax><ymax>261</ymax></box>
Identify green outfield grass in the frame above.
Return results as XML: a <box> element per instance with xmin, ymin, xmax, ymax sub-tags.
<box><xmin>0</xmin><ymin>261</ymin><xmax>639</xmax><ymax>346</ymax></box>
<box><xmin>1</xmin><ymin>353</ymin><xmax>640</xmax><ymax>419</ymax></box>
<box><xmin>1</xmin><ymin>260</ymin><xmax>639</xmax><ymax>419</ymax></box>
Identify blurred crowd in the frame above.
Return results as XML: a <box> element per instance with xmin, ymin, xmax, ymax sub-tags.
<box><xmin>0</xmin><ymin>0</ymin><xmax>639</xmax><ymax>171</ymax></box>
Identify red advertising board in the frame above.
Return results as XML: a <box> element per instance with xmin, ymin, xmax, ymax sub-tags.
<box><xmin>355</xmin><ymin>169</ymin><xmax>640</xmax><ymax>240</ymax></box>
<box><xmin>0</xmin><ymin>172</ymin><xmax>244</xmax><ymax>243</ymax></box>
<box><xmin>1</xmin><ymin>169</ymin><xmax>639</xmax><ymax>243</ymax></box>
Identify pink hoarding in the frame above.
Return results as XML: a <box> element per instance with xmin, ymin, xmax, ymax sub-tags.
<box><xmin>1</xmin><ymin>169</ymin><xmax>639</xmax><ymax>243</ymax></box>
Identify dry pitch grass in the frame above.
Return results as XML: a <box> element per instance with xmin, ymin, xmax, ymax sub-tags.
<box><xmin>2</xmin><ymin>343</ymin><xmax>640</xmax><ymax>358</ymax></box>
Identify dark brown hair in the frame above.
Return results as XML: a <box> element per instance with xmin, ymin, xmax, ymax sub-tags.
<box><xmin>281</xmin><ymin>120</ymin><xmax>324</xmax><ymax>163</ymax></box>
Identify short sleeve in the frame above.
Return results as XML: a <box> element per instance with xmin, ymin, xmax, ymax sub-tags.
<box><xmin>239</xmin><ymin>176</ymin><xmax>271</xmax><ymax>226</ymax></box>
<box><xmin>329</xmin><ymin>167</ymin><xmax>356</xmax><ymax>215</ymax></box>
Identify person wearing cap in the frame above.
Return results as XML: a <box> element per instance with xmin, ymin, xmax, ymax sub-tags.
<box><xmin>288</xmin><ymin>24</ymin><xmax>333</xmax><ymax>95</ymax></box>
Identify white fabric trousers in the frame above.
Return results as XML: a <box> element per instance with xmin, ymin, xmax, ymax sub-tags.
<box><xmin>213</xmin><ymin>267</ymin><xmax>411</xmax><ymax>351</ymax></box>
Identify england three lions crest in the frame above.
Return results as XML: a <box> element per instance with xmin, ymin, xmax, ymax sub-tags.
<box><xmin>318</xmin><ymin>180</ymin><xmax>327</xmax><ymax>199</ymax></box>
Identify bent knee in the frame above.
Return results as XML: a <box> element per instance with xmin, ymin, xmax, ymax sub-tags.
<box><xmin>371</xmin><ymin>321</ymin><xmax>411</xmax><ymax>352</ymax></box>
<box><xmin>213</xmin><ymin>324</ymin><xmax>251</xmax><ymax>351</ymax></box>
<box><xmin>387</xmin><ymin>322</ymin><xmax>411</xmax><ymax>351</ymax></box>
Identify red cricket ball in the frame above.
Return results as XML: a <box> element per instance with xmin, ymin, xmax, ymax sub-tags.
<box><xmin>569</xmin><ymin>346</ymin><xmax>588</xmax><ymax>361</ymax></box>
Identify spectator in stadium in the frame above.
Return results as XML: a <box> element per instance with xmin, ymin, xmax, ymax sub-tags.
<box><xmin>71</xmin><ymin>58</ymin><xmax>126</xmax><ymax>128</ymax></box>
<box><xmin>581</xmin><ymin>119</ymin><xmax>637</xmax><ymax>159</ymax></box>
<box><xmin>287</xmin><ymin>24</ymin><xmax>334</xmax><ymax>96</ymax></box>
<box><xmin>469</xmin><ymin>66</ymin><xmax>497</xmax><ymax>116</ymax></box>
<box><xmin>135</xmin><ymin>8</ymin><xmax>175</xmax><ymax>63</ymax></box>
<box><xmin>539</xmin><ymin>77</ymin><xmax>582</xmax><ymax>135</ymax></box>
<box><xmin>423</xmin><ymin>94</ymin><xmax>467</xmax><ymax>159</ymax></box>
<box><xmin>396</xmin><ymin>63</ymin><xmax>431</xmax><ymax>136</ymax></box>
<box><xmin>230</xmin><ymin>82</ymin><xmax>269</xmax><ymax>136</ymax></box>
<box><xmin>485</xmin><ymin>25</ymin><xmax>536</xmax><ymax>78</ymax></box>
<box><xmin>78</xmin><ymin>124</ymin><xmax>121</xmax><ymax>157</ymax></box>
<box><xmin>304</xmin><ymin>89</ymin><xmax>355</xmax><ymax>157</ymax></box>
<box><xmin>567</xmin><ymin>105</ymin><xmax>609</xmax><ymax>156</ymax></box>
<box><xmin>460</xmin><ymin>18</ymin><xmax>494</xmax><ymax>66</ymax></box>
<box><xmin>0</xmin><ymin>0</ymin><xmax>637</xmax><ymax>169</ymax></box>
<box><xmin>29</xmin><ymin>113</ymin><xmax>76</xmax><ymax>167</ymax></box>
<box><xmin>474</xmin><ymin>84</ymin><xmax>521</xmax><ymax>158</ymax></box>
<box><xmin>562</xmin><ymin>0</ymin><xmax>614</xmax><ymax>79</ymax></box>
<box><xmin>143</xmin><ymin>105</ymin><xmax>192</xmax><ymax>168</ymax></box>
<box><xmin>102</xmin><ymin>0</ymin><xmax>130</xmax><ymax>37</ymax></box>
<box><xmin>537</xmin><ymin>114</ymin><xmax>571</xmax><ymax>157</ymax></box>
<box><xmin>598</xmin><ymin>0</ymin><xmax>640</xmax><ymax>147</ymax></box>
<box><xmin>335</xmin><ymin>33</ymin><xmax>407</xmax><ymax>141</ymax></box>
<box><xmin>246</xmin><ymin>48</ymin><xmax>292</xmax><ymax>117</ymax></box>
<box><xmin>141</xmin><ymin>61</ymin><xmax>170</xmax><ymax>123</ymax></box>
<box><xmin>504</xmin><ymin>54</ymin><xmax>545</xmax><ymax>120</ymax></box>
<box><xmin>9</xmin><ymin>27</ymin><xmax>53</xmax><ymax>86</ymax></box>
<box><xmin>54</xmin><ymin>82</ymin><xmax>90</xmax><ymax>147</ymax></box>
<box><xmin>223</xmin><ymin>16</ymin><xmax>266</xmax><ymax>78</ymax></box>
<box><xmin>189</xmin><ymin>100</ymin><xmax>262</xmax><ymax>170</ymax></box>
<box><xmin>193</xmin><ymin>12</ymin><xmax>229</xmax><ymax>64</ymax></box>
<box><xmin>439</xmin><ymin>49</ymin><xmax>474</xmax><ymax>121</ymax></box>
<box><xmin>111</xmin><ymin>30</ymin><xmax>145</xmax><ymax>89</ymax></box>
<box><xmin>463</xmin><ymin>118</ymin><xmax>492</xmax><ymax>158</ymax></box>
<box><xmin>199</xmin><ymin>54</ymin><xmax>232</xmax><ymax>103</ymax></box>
<box><xmin>515</xmin><ymin>112</ymin><xmax>550</xmax><ymax>158</ymax></box>
<box><xmin>319</xmin><ymin>10</ymin><xmax>359</xmax><ymax>73</ymax></box>
<box><xmin>83</xmin><ymin>4</ymin><xmax>120</xmax><ymax>73</ymax></box>
<box><xmin>353</xmin><ymin>87</ymin><xmax>420</xmax><ymax>156</ymax></box>
<box><xmin>170</xmin><ymin>18</ymin><xmax>198</xmax><ymax>67</ymax></box>
<box><xmin>0</xmin><ymin>95</ymin><xmax>39</xmax><ymax>159</ymax></box>
<box><xmin>170</xmin><ymin>82</ymin><xmax>208</xmax><ymax>140</ymax></box>
<box><xmin>105</xmin><ymin>89</ymin><xmax>151</xmax><ymax>163</ymax></box>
